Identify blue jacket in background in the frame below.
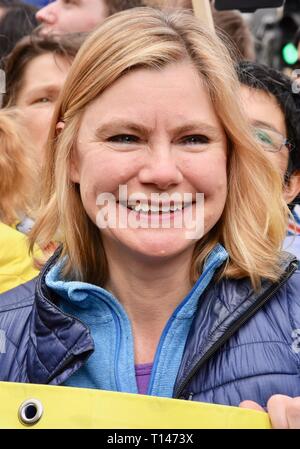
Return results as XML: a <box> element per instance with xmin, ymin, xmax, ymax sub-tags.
<box><xmin>0</xmin><ymin>249</ymin><xmax>300</xmax><ymax>408</ymax></box>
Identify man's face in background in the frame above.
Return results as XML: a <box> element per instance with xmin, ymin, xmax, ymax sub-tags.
<box><xmin>36</xmin><ymin>0</ymin><xmax>109</xmax><ymax>34</ymax></box>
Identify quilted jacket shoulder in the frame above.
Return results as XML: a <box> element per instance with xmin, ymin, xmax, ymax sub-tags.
<box><xmin>174</xmin><ymin>270</ymin><xmax>300</xmax><ymax>407</ymax></box>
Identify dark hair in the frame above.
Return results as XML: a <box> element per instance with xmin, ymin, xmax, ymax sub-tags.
<box><xmin>237</xmin><ymin>60</ymin><xmax>300</xmax><ymax>202</ymax></box>
<box><xmin>0</xmin><ymin>3</ymin><xmax>38</xmax><ymax>62</ymax></box>
<box><xmin>0</xmin><ymin>0</ymin><xmax>18</xmax><ymax>6</ymax></box>
<box><xmin>294</xmin><ymin>27</ymin><xmax>300</xmax><ymax>47</ymax></box>
<box><xmin>107</xmin><ymin>0</ymin><xmax>146</xmax><ymax>15</ymax></box>
<box><xmin>3</xmin><ymin>33</ymin><xmax>85</xmax><ymax>107</ymax></box>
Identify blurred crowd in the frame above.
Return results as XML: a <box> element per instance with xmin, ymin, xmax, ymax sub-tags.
<box><xmin>1</xmin><ymin>1</ymin><xmax>300</xmax><ymax>427</ymax></box>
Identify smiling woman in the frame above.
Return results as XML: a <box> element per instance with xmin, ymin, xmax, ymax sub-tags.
<box><xmin>32</xmin><ymin>8</ymin><xmax>285</xmax><ymax>289</ymax></box>
<box><xmin>1</xmin><ymin>7</ymin><xmax>300</xmax><ymax>429</ymax></box>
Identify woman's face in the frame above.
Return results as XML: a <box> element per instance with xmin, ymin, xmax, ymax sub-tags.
<box><xmin>15</xmin><ymin>52</ymin><xmax>71</xmax><ymax>164</ymax></box>
<box><xmin>71</xmin><ymin>63</ymin><xmax>228</xmax><ymax>263</ymax></box>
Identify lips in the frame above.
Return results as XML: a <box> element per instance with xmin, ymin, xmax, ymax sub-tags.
<box><xmin>118</xmin><ymin>200</ymin><xmax>194</xmax><ymax>215</ymax></box>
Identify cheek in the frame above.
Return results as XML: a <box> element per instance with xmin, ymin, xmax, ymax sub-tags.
<box><xmin>184</xmin><ymin>152</ymin><xmax>228</xmax><ymax>196</ymax></box>
<box><xmin>67</xmin><ymin>12</ymin><xmax>98</xmax><ymax>32</ymax></box>
<box><xmin>85</xmin><ymin>16</ymin><xmax>102</xmax><ymax>29</ymax></box>
<box><xmin>77</xmin><ymin>152</ymin><xmax>140</xmax><ymax>212</ymax></box>
<box><xmin>183</xmin><ymin>153</ymin><xmax>227</xmax><ymax>229</ymax></box>
<box><xmin>22</xmin><ymin>107</ymin><xmax>53</xmax><ymax>144</ymax></box>
<box><xmin>56</xmin><ymin>12</ymin><xmax>79</xmax><ymax>32</ymax></box>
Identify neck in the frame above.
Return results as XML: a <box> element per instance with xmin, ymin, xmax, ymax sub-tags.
<box><xmin>104</xmin><ymin>245</ymin><xmax>195</xmax><ymax>363</ymax></box>
<box><xmin>106</xmin><ymin>248</ymin><xmax>194</xmax><ymax>320</ymax></box>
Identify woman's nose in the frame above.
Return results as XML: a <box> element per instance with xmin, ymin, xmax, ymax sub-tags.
<box><xmin>138</xmin><ymin>151</ymin><xmax>183</xmax><ymax>190</ymax></box>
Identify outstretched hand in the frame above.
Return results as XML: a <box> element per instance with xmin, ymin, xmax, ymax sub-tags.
<box><xmin>240</xmin><ymin>395</ymin><xmax>300</xmax><ymax>429</ymax></box>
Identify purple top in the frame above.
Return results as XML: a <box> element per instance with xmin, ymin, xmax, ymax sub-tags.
<box><xmin>135</xmin><ymin>363</ymin><xmax>153</xmax><ymax>395</ymax></box>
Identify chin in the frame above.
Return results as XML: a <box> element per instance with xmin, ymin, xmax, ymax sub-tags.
<box><xmin>127</xmin><ymin>233</ymin><xmax>193</xmax><ymax>260</ymax></box>
<box><xmin>102</xmin><ymin>227</ymin><xmax>195</xmax><ymax>261</ymax></box>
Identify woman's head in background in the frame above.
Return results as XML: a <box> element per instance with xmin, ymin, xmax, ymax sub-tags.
<box><xmin>3</xmin><ymin>33</ymin><xmax>84</xmax><ymax>164</ymax></box>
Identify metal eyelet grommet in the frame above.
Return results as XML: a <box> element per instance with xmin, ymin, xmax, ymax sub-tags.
<box><xmin>18</xmin><ymin>399</ymin><xmax>43</xmax><ymax>426</ymax></box>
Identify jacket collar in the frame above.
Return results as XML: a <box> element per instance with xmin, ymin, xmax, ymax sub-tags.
<box><xmin>174</xmin><ymin>251</ymin><xmax>298</xmax><ymax>398</ymax></box>
<box><xmin>27</xmin><ymin>248</ymin><xmax>95</xmax><ymax>384</ymax></box>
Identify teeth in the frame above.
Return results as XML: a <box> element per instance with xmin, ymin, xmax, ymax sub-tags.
<box><xmin>126</xmin><ymin>203</ymin><xmax>187</xmax><ymax>213</ymax></box>
<box><xmin>140</xmin><ymin>204</ymin><xmax>149</xmax><ymax>213</ymax></box>
<box><xmin>170</xmin><ymin>204</ymin><xmax>184</xmax><ymax>211</ymax></box>
<box><xmin>150</xmin><ymin>204</ymin><xmax>159</xmax><ymax>213</ymax></box>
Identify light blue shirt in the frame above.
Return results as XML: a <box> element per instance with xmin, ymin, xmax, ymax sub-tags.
<box><xmin>46</xmin><ymin>244</ymin><xmax>228</xmax><ymax>397</ymax></box>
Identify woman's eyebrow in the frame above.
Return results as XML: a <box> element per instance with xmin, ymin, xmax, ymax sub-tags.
<box><xmin>94</xmin><ymin>120</ymin><xmax>221</xmax><ymax>138</ymax></box>
<box><xmin>251</xmin><ymin>119</ymin><xmax>280</xmax><ymax>134</ymax></box>
<box><xmin>94</xmin><ymin>120</ymin><xmax>150</xmax><ymax>138</ymax></box>
<box><xmin>24</xmin><ymin>85</ymin><xmax>60</xmax><ymax>98</ymax></box>
<box><xmin>172</xmin><ymin>122</ymin><xmax>222</xmax><ymax>137</ymax></box>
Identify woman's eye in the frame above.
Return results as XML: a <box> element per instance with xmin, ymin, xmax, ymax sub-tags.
<box><xmin>32</xmin><ymin>97</ymin><xmax>50</xmax><ymax>104</ymax></box>
<box><xmin>255</xmin><ymin>130</ymin><xmax>273</xmax><ymax>145</ymax></box>
<box><xmin>108</xmin><ymin>134</ymin><xmax>139</xmax><ymax>144</ymax></box>
<box><xmin>180</xmin><ymin>135</ymin><xmax>210</xmax><ymax>145</ymax></box>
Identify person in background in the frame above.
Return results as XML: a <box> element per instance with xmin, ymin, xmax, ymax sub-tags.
<box><xmin>0</xmin><ymin>0</ymin><xmax>17</xmax><ymax>19</ymax></box>
<box><xmin>212</xmin><ymin>7</ymin><xmax>255</xmax><ymax>60</ymax></box>
<box><xmin>237</xmin><ymin>61</ymin><xmax>300</xmax><ymax>262</ymax></box>
<box><xmin>0</xmin><ymin>8</ymin><xmax>300</xmax><ymax>428</ymax></box>
<box><xmin>146</xmin><ymin>0</ymin><xmax>255</xmax><ymax>60</ymax></box>
<box><xmin>0</xmin><ymin>108</ymin><xmax>42</xmax><ymax>293</ymax></box>
<box><xmin>295</xmin><ymin>28</ymin><xmax>300</xmax><ymax>62</ymax></box>
<box><xmin>0</xmin><ymin>1</ymin><xmax>38</xmax><ymax>65</ymax></box>
<box><xmin>3</xmin><ymin>33</ymin><xmax>84</xmax><ymax>164</ymax></box>
<box><xmin>36</xmin><ymin>0</ymin><xmax>145</xmax><ymax>35</ymax></box>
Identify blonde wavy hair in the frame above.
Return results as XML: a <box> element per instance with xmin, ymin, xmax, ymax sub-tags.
<box><xmin>0</xmin><ymin>108</ymin><xmax>37</xmax><ymax>226</ymax></box>
<box><xmin>30</xmin><ymin>7</ymin><xmax>288</xmax><ymax>289</ymax></box>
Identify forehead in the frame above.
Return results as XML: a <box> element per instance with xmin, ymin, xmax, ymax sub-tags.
<box><xmin>20</xmin><ymin>53</ymin><xmax>70</xmax><ymax>89</ymax></box>
<box><xmin>240</xmin><ymin>85</ymin><xmax>286</xmax><ymax>135</ymax></box>
<box><xmin>78</xmin><ymin>62</ymin><xmax>224</xmax><ymax>133</ymax></box>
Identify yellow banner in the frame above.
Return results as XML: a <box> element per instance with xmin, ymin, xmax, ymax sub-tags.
<box><xmin>0</xmin><ymin>382</ymin><xmax>271</xmax><ymax>429</ymax></box>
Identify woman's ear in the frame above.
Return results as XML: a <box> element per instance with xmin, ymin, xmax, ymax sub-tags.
<box><xmin>56</xmin><ymin>121</ymin><xmax>65</xmax><ymax>135</ymax></box>
<box><xmin>284</xmin><ymin>170</ymin><xmax>300</xmax><ymax>204</ymax></box>
<box><xmin>56</xmin><ymin>120</ymin><xmax>80</xmax><ymax>183</ymax></box>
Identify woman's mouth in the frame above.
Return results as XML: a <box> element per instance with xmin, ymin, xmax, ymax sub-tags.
<box><xmin>127</xmin><ymin>202</ymin><xmax>184</xmax><ymax>214</ymax></box>
<box><xmin>117</xmin><ymin>200</ymin><xmax>195</xmax><ymax>226</ymax></box>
